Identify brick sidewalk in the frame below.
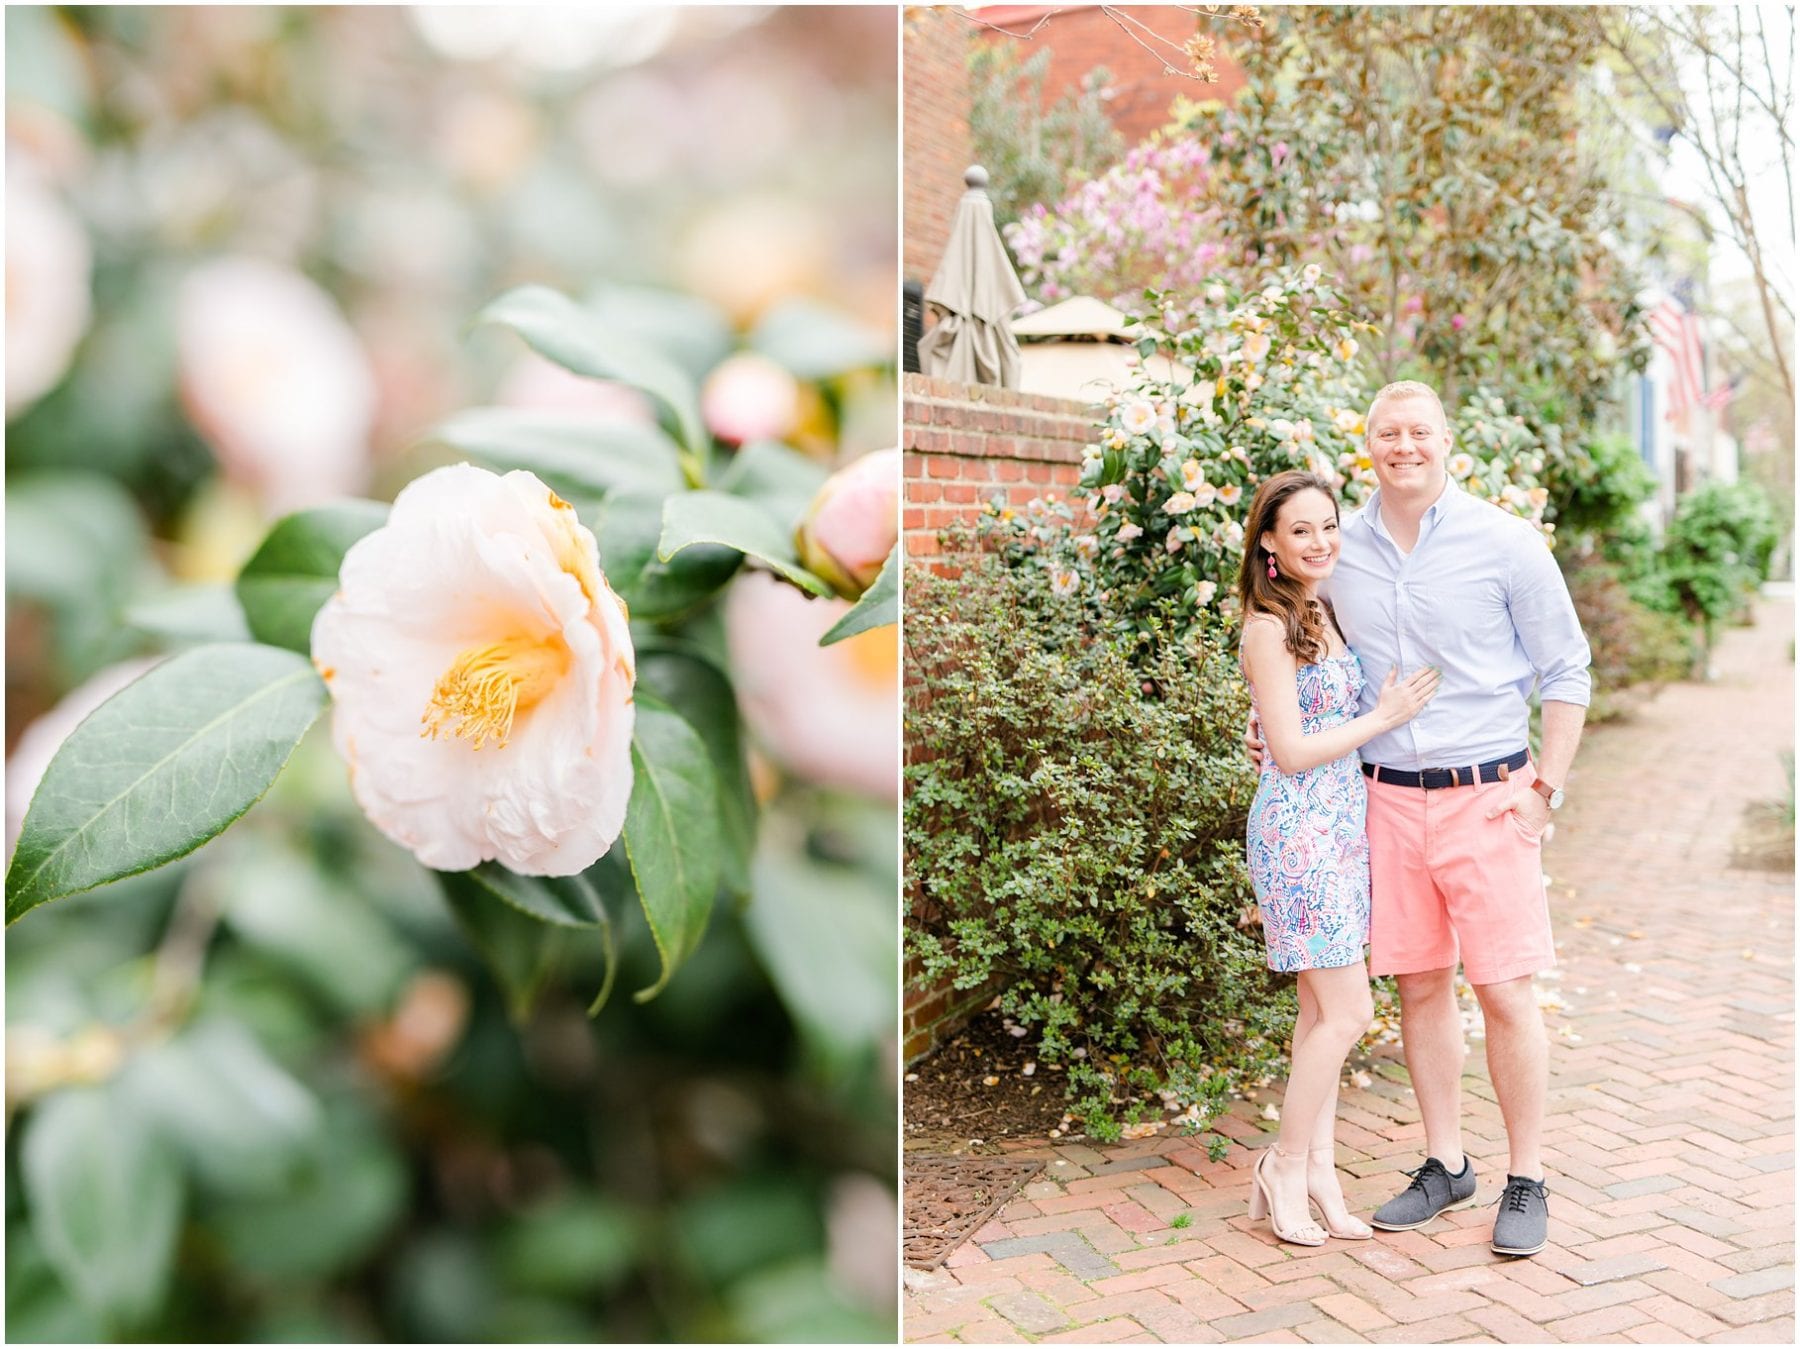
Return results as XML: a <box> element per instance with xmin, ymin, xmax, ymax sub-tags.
<box><xmin>904</xmin><ymin>594</ymin><xmax>1794</xmax><ymax>1344</ymax></box>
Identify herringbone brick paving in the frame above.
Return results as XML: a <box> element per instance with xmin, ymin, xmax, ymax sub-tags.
<box><xmin>904</xmin><ymin>593</ymin><xmax>1794</xmax><ymax>1343</ymax></box>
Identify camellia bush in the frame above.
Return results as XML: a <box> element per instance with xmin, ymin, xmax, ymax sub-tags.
<box><xmin>904</xmin><ymin>550</ymin><xmax>1287</xmax><ymax>1143</ymax></box>
<box><xmin>978</xmin><ymin>266</ymin><xmax>1554</xmax><ymax>655</ymax></box>
<box><xmin>5</xmin><ymin>284</ymin><xmax>899</xmax><ymax>1341</ymax></box>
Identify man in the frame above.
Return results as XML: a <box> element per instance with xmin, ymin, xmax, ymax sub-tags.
<box><xmin>1251</xmin><ymin>379</ymin><xmax>1590</xmax><ymax>1257</ymax></box>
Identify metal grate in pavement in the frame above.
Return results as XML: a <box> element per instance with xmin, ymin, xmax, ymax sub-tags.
<box><xmin>903</xmin><ymin>1153</ymin><xmax>1044</xmax><ymax>1270</ymax></box>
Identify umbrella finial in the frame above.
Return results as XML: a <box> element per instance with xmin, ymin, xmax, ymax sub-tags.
<box><xmin>963</xmin><ymin>165</ymin><xmax>990</xmax><ymax>193</ymax></box>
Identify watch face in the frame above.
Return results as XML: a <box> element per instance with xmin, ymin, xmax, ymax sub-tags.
<box><xmin>1549</xmin><ymin>788</ymin><xmax>1565</xmax><ymax>809</ymax></box>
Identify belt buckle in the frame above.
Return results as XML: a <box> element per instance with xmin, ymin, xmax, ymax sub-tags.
<box><xmin>1447</xmin><ymin>766</ymin><xmax>1461</xmax><ymax>788</ymax></box>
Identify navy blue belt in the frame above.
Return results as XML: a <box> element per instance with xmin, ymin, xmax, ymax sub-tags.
<box><xmin>1362</xmin><ymin>748</ymin><xmax>1529</xmax><ymax>790</ymax></box>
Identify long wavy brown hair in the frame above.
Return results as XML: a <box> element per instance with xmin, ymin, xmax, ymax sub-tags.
<box><xmin>1235</xmin><ymin>470</ymin><xmax>1340</xmax><ymax>665</ymax></box>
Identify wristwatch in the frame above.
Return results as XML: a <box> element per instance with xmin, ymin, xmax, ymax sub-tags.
<box><xmin>1532</xmin><ymin>779</ymin><xmax>1566</xmax><ymax>810</ymax></box>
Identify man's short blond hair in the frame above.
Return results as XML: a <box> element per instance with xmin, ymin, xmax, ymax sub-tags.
<box><xmin>1365</xmin><ymin>380</ymin><xmax>1447</xmax><ymax>430</ymax></box>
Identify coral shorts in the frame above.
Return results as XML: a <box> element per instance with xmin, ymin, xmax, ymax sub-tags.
<box><xmin>1364</xmin><ymin>759</ymin><xmax>1557</xmax><ymax>986</ymax></box>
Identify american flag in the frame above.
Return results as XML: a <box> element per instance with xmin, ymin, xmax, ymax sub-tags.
<box><xmin>1649</xmin><ymin>298</ymin><xmax>1705</xmax><ymax>424</ymax></box>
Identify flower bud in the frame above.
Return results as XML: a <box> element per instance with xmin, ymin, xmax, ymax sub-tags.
<box><xmin>794</xmin><ymin>448</ymin><xmax>899</xmax><ymax>600</ymax></box>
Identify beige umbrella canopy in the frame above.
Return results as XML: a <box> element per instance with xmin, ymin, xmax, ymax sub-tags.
<box><xmin>917</xmin><ymin>166</ymin><xmax>1027</xmax><ymax>387</ymax></box>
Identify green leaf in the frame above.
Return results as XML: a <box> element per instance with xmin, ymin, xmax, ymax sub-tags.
<box><xmin>463</xmin><ymin>862</ymin><xmax>606</xmax><ymax>928</ymax></box>
<box><xmin>124</xmin><ymin>584</ymin><xmax>252</xmax><ymax>644</ymax></box>
<box><xmin>478</xmin><ymin>285</ymin><xmax>707</xmax><ymax>461</ymax></box>
<box><xmin>438</xmin><ymin>870</ymin><xmax>566</xmax><ymax>1021</ymax></box>
<box><xmin>749</xmin><ymin>298</ymin><xmax>891</xmax><ymax>379</ymax></box>
<box><xmin>636</xmin><ymin>646</ymin><xmax>758</xmax><ymax>898</ymax></box>
<box><xmin>234</xmin><ymin>501</ymin><xmax>389</xmax><ymax>654</ymax></box>
<box><xmin>5</xmin><ymin>644</ymin><xmax>329</xmax><ymax>924</ymax></box>
<box><xmin>120</xmin><ymin>1020</ymin><xmax>322</xmax><ymax>1194</ymax></box>
<box><xmin>20</xmin><ymin>1086</ymin><xmax>182</xmax><ymax>1331</ymax></box>
<box><xmin>209</xmin><ymin>1101</ymin><xmax>408</xmax><ymax>1282</ymax></box>
<box><xmin>429</xmin><ymin>407</ymin><xmax>686</xmax><ymax>498</ymax></box>
<box><xmin>621</xmin><ymin>698</ymin><xmax>721</xmax><ymax>1001</ymax></box>
<box><xmin>715</xmin><ymin>440</ymin><xmax>830</xmax><ymax>532</ymax></box>
<box><xmin>658</xmin><ymin>491</ymin><xmax>833</xmax><ymax>597</ymax></box>
<box><xmin>820</xmin><ymin>543</ymin><xmax>899</xmax><ymax>645</ymax></box>
<box><xmin>593</xmin><ymin>490</ymin><xmax>742</xmax><ymax>621</ymax></box>
<box><xmin>743</xmin><ymin>846</ymin><xmax>896</xmax><ymax>1063</ymax></box>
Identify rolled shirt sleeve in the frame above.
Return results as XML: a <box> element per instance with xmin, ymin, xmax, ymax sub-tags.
<box><xmin>1507</xmin><ymin>526</ymin><xmax>1592</xmax><ymax>708</ymax></box>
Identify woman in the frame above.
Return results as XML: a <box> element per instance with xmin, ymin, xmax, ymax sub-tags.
<box><xmin>1236</xmin><ymin>471</ymin><xmax>1439</xmax><ymax>1246</ymax></box>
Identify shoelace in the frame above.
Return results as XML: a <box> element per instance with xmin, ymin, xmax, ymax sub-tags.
<box><xmin>1500</xmin><ymin>1177</ymin><xmax>1547</xmax><ymax>1213</ymax></box>
<box><xmin>1401</xmin><ymin>1158</ymin><xmax>1450</xmax><ymax>1196</ymax></box>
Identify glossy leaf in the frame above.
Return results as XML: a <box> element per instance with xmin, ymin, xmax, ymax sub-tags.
<box><xmin>438</xmin><ymin>870</ymin><xmax>566</xmax><ymax>1021</ymax></box>
<box><xmin>20</xmin><ymin>1086</ymin><xmax>182</xmax><ymax>1331</ymax></box>
<box><xmin>463</xmin><ymin>862</ymin><xmax>607</xmax><ymax>928</ymax></box>
<box><xmin>750</xmin><ymin>298</ymin><xmax>891</xmax><ymax>379</ymax></box>
<box><xmin>658</xmin><ymin>491</ymin><xmax>833</xmax><ymax>597</ymax></box>
<box><xmin>478</xmin><ymin>285</ymin><xmax>706</xmax><ymax>459</ymax></box>
<box><xmin>120</xmin><ymin>1020</ymin><xmax>322</xmax><ymax>1193</ymax></box>
<box><xmin>593</xmin><ymin>489</ymin><xmax>741</xmax><ymax>620</ymax></box>
<box><xmin>743</xmin><ymin>847</ymin><xmax>896</xmax><ymax>1062</ymax></box>
<box><xmin>636</xmin><ymin>646</ymin><xmax>758</xmax><ymax>898</ymax></box>
<box><xmin>234</xmin><ymin>501</ymin><xmax>389</xmax><ymax>654</ymax></box>
<box><xmin>715</xmin><ymin>439</ymin><xmax>829</xmax><ymax>532</ymax></box>
<box><xmin>429</xmin><ymin>407</ymin><xmax>686</xmax><ymax>498</ymax></box>
<box><xmin>5</xmin><ymin>644</ymin><xmax>329</xmax><ymax>924</ymax></box>
<box><xmin>622</xmin><ymin>698</ymin><xmax>720</xmax><ymax>1001</ymax></box>
<box><xmin>124</xmin><ymin>584</ymin><xmax>252</xmax><ymax>643</ymax></box>
<box><xmin>820</xmin><ymin>543</ymin><xmax>899</xmax><ymax>646</ymax></box>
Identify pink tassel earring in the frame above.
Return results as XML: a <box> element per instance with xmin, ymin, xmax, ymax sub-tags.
<box><xmin>1267</xmin><ymin>554</ymin><xmax>1277</xmax><ymax>580</ymax></box>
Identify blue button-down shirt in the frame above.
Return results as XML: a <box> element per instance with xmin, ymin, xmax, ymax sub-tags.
<box><xmin>1323</xmin><ymin>477</ymin><xmax>1591</xmax><ymax>771</ymax></box>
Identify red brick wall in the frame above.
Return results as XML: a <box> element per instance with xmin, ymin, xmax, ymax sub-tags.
<box><xmin>970</xmin><ymin>4</ymin><xmax>1251</xmax><ymax>147</ymax></box>
<box><xmin>902</xmin><ymin>374</ymin><xmax>1095</xmax><ymax>565</ymax></box>
<box><xmin>901</xmin><ymin>374</ymin><xmax>1094</xmax><ymax>1062</ymax></box>
<box><xmin>903</xmin><ymin>7</ymin><xmax>975</xmax><ymax>285</ymax></box>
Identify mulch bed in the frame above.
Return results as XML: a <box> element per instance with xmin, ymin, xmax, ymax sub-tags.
<box><xmin>903</xmin><ymin>1006</ymin><xmax>1070</xmax><ymax>1153</ymax></box>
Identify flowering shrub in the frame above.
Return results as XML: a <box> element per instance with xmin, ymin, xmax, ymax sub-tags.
<box><xmin>904</xmin><ymin>549</ymin><xmax>1289</xmax><ymax>1140</ymax></box>
<box><xmin>979</xmin><ymin>267</ymin><xmax>1554</xmax><ymax>653</ymax></box>
<box><xmin>1006</xmin><ymin>133</ymin><xmax>1232</xmax><ymax>319</ymax></box>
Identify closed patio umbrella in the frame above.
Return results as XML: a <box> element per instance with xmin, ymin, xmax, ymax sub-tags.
<box><xmin>917</xmin><ymin>166</ymin><xmax>1027</xmax><ymax>388</ymax></box>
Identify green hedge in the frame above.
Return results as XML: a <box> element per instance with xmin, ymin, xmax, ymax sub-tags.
<box><xmin>904</xmin><ymin>553</ymin><xmax>1289</xmax><ymax>1139</ymax></box>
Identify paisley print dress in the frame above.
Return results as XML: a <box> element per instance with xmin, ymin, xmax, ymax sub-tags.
<box><xmin>1247</xmin><ymin>652</ymin><xmax>1371</xmax><ymax>972</ymax></box>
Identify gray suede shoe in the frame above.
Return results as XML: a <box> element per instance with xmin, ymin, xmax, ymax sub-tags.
<box><xmin>1369</xmin><ymin>1156</ymin><xmax>1479</xmax><ymax>1231</ymax></box>
<box><xmin>1490</xmin><ymin>1174</ymin><xmax>1550</xmax><ymax>1256</ymax></box>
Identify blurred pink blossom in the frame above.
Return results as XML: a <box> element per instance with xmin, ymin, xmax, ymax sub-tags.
<box><xmin>723</xmin><ymin>573</ymin><xmax>897</xmax><ymax>800</ymax></box>
<box><xmin>177</xmin><ymin>256</ymin><xmax>376</xmax><ymax>514</ymax></box>
<box><xmin>701</xmin><ymin>352</ymin><xmax>800</xmax><ymax>444</ymax></box>
<box><xmin>6</xmin><ymin>162</ymin><xmax>92</xmax><ymax>418</ymax></box>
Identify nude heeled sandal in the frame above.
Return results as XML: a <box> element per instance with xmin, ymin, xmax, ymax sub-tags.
<box><xmin>1307</xmin><ymin>1146</ymin><xmax>1373</xmax><ymax>1240</ymax></box>
<box><xmin>1249</xmin><ymin>1146</ymin><xmax>1327</xmax><ymax>1247</ymax></box>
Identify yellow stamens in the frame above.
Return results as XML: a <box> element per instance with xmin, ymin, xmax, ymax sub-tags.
<box><xmin>422</xmin><ymin>634</ymin><xmax>570</xmax><ymax>749</ymax></box>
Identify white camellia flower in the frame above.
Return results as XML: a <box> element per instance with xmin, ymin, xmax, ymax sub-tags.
<box><xmin>1448</xmin><ymin>452</ymin><xmax>1477</xmax><ymax>479</ymax></box>
<box><xmin>1217</xmin><ymin>482</ymin><xmax>1243</xmax><ymax>507</ymax></box>
<box><xmin>1241</xmin><ymin>331</ymin><xmax>1273</xmax><ymax>364</ymax></box>
<box><xmin>1119</xmin><ymin>398</ymin><xmax>1157</xmax><ymax>436</ymax></box>
<box><xmin>1193</xmin><ymin>481</ymin><xmax>1219</xmax><ymax>508</ymax></box>
<box><xmin>1049</xmin><ymin>567</ymin><xmax>1080</xmax><ymax>597</ymax></box>
<box><xmin>1180</xmin><ymin>459</ymin><xmax>1207</xmax><ymax>492</ymax></box>
<box><xmin>6</xmin><ymin>163</ymin><xmax>92</xmax><ymax>418</ymax></box>
<box><xmin>1195</xmin><ymin>579</ymin><xmax>1219</xmax><ymax>606</ymax></box>
<box><xmin>1116</xmin><ymin>520</ymin><xmax>1144</xmax><ymax>542</ymax></box>
<box><xmin>311</xmin><ymin>464</ymin><xmax>635</xmax><ymax>876</ymax></box>
<box><xmin>1164</xmin><ymin>491</ymin><xmax>1198</xmax><ymax>516</ymax></box>
<box><xmin>178</xmin><ymin>256</ymin><xmax>377</xmax><ymax>514</ymax></box>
